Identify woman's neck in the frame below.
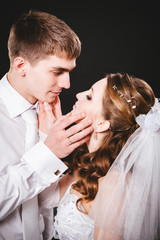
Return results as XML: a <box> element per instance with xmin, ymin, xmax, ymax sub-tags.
<box><xmin>87</xmin><ymin>132</ymin><xmax>104</xmax><ymax>152</ymax></box>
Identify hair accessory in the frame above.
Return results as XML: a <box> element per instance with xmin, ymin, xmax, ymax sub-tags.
<box><xmin>119</xmin><ymin>93</ymin><xmax>124</xmax><ymax>98</ymax></box>
<box><xmin>112</xmin><ymin>84</ymin><xmax>137</xmax><ymax>109</ymax></box>
<box><xmin>113</xmin><ymin>85</ymin><xmax>117</xmax><ymax>90</ymax></box>
<box><xmin>132</xmin><ymin>105</ymin><xmax>136</xmax><ymax>109</ymax></box>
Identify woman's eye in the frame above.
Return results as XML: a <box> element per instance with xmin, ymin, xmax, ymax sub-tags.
<box><xmin>86</xmin><ymin>95</ymin><xmax>92</xmax><ymax>100</ymax></box>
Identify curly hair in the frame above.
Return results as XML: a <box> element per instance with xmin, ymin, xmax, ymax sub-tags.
<box><xmin>67</xmin><ymin>73</ymin><xmax>155</xmax><ymax>210</ymax></box>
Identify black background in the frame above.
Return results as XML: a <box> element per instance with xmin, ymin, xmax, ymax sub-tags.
<box><xmin>0</xmin><ymin>0</ymin><xmax>159</xmax><ymax>115</ymax></box>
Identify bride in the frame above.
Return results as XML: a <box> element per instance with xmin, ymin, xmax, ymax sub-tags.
<box><xmin>39</xmin><ymin>72</ymin><xmax>160</xmax><ymax>240</ymax></box>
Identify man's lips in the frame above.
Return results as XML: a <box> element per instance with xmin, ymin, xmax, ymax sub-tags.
<box><xmin>50</xmin><ymin>91</ymin><xmax>61</xmax><ymax>96</ymax></box>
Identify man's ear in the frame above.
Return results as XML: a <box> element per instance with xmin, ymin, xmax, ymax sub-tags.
<box><xmin>95</xmin><ymin>120</ymin><xmax>110</xmax><ymax>133</ymax></box>
<box><xmin>13</xmin><ymin>57</ymin><xmax>27</xmax><ymax>76</ymax></box>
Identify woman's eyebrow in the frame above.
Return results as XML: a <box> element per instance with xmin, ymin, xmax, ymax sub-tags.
<box><xmin>91</xmin><ymin>87</ymin><xmax>94</xmax><ymax>95</ymax></box>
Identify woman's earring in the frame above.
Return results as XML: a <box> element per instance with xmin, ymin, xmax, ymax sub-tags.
<box><xmin>22</xmin><ymin>70</ymin><xmax>26</xmax><ymax>77</ymax></box>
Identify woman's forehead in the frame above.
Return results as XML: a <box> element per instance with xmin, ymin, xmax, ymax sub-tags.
<box><xmin>92</xmin><ymin>78</ymin><xmax>107</xmax><ymax>89</ymax></box>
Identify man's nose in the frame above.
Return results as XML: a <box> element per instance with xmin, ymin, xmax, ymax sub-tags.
<box><xmin>58</xmin><ymin>73</ymin><xmax>70</xmax><ymax>89</ymax></box>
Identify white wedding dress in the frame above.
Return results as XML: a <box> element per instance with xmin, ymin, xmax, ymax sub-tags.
<box><xmin>53</xmin><ymin>184</ymin><xmax>94</xmax><ymax>240</ymax></box>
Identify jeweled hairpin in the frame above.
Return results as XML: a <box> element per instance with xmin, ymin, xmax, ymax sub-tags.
<box><xmin>130</xmin><ymin>96</ymin><xmax>136</xmax><ymax>109</ymax></box>
<box><xmin>119</xmin><ymin>93</ymin><xmax>124</xmax><ymax>98</ymax></box>
<box><xmin>126</xmin><ymin>99</ymin><xmax>136</xmax><ymax>109</ymax></box>
<box><xmin>112</xmin><ymin>84</ymin><xmax>136</xmax><ymax>109</ymax></box>
<box><xmin>113</xmin><ymin>85</ymin><xmax>118</xmax><ymax>90</ymax></box>
<box><xmin>132</xmin><ymin>105</ymin><xmax>136</xmax><ymax>109</ymax></box>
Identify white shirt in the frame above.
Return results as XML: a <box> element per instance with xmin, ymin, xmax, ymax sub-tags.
<box><xmin>0</xmin><ymin>74</ymin><xmax>68</xmax><ymax>239</ymax></box>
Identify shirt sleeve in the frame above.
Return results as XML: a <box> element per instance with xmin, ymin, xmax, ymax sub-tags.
<box><xmin>0</xmin><ymin>141</ymin><xmax>67</xmax><ymax>221</ymax></box>
<box><xmin>0</xmin><ymin>79</ymin><xmax>68</xmax><ymax>223</ymax></box>
<box><xmin>23</xmin><ymin>141</ymin><xmax>68</xmax><ymax>183</ymax></box>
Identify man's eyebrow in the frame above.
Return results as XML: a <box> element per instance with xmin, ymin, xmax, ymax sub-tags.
<box><xmin>51</xmin><ymin>66</ymin><xmax>75</xmax><ymax>72</ymax></box>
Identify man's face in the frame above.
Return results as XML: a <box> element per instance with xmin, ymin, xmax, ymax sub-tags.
<box><xmin>24</xmin><ymin>55</ymin><xmax>76</xmax><ymax>104</ymax></box>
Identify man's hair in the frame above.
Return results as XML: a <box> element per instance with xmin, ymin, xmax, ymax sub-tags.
<box><xmin>8</xmin><ymin>10</ymin><xmax>81</xmax><ymax>64</ymax></box>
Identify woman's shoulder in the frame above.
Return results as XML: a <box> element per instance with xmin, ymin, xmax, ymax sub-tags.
<box><xmin>70</xmin><ymin>176</ymin><xmax>106</xmax><ymax>214</ymax></box>
<box><xmin>59</xmin><ymin>170</ymin><xmax>78</xmax><ymax>200</ymax></box>
<box><xmin>98</xmin><ymin>176</ymin><xmax>105</xmax><ymax>185</ymax></box>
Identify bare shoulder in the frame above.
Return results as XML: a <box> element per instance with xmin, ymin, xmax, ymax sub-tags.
<box><xmin>70</xmin><ymin>176</ymin><xmax>106</xmax><ymax>214</ymax></box>
<box><xmin>98</xmin><ymin>176</ymin><xmax>105</xmax><ymax>186</ymax></box>
<box><xmin>59</xmin><ymin>170</ymin><xmax>78</xmax><ymax>200</ymax></box>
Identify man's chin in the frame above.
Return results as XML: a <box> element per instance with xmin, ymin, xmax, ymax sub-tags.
<box><xmin>45</xmin><ymin>97</ymin><xmax>56</xmax><ymax>104</ymax></box>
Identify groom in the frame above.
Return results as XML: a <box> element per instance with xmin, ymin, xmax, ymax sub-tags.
<box><xmin>0</xmin><ymin>10</ymin><xmax>93</xmax><ymax>239</ymax></box>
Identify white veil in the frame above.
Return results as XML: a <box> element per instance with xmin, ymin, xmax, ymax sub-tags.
<box><xmin>89</xmin><ymin>98</ymin><xmax>160</xmax><ymax>240</ymax></box>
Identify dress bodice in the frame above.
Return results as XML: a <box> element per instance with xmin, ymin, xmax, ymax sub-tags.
<box><xmin>53</xmin><ymin>184</ymin><xmax>94</xmax><ymax>240</ymax></box>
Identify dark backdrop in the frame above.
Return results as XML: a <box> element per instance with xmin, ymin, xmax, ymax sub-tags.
<box><xmin>0</xmin><ymin>1</ymin><xmax>159</xmax><ymax>114</ymax></box>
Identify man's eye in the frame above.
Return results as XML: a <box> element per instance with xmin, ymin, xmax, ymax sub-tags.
<box><xmin>53</xmin><ymin>71</ymin><xmax>62</xmax><ymax>76</ymax></box>
<box><xmin>86</xmin><ymin>95</ymin><xmax>92</xmax><ymax>100</ymax></box>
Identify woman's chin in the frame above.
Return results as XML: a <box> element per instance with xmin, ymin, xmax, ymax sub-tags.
<box><xmin>71</xmin><ymin>108</ymin><xmax>80</xmax><ymax>115</ymax></box>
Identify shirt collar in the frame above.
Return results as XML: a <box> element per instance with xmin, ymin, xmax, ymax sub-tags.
<box><xmin>0</xmin><ymin>74</ymin><xmax>38</xmax><ymax>119</ymax></box>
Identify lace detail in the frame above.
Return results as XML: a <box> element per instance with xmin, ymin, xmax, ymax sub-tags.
<box><xmin>53</xmin><ymin>185</ymin><xmax>94</xmax><ymax>240</ymax></box>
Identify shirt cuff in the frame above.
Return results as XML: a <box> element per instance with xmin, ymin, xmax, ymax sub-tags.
<box><xmin>23</xmin><ymin>141</ymin><xmax>68</xmax><ymax>183</ymax></box>
<box><xmin>39</xmin><ymin>130</ymin><xmax>48</xmax><ymax>142</ymax></box>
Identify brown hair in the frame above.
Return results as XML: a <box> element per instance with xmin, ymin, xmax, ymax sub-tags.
<box><xmin>8</xmin><ymin>10</ymin><xmax>81</xmax><ymax>64</ymax></box>
<box><xmin>69</xmin><ymin>73</ymin><xmax>155</xmax><ymax>209</ymax></box>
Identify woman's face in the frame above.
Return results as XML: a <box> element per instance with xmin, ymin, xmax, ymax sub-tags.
<box><xmin>72</xmin><ymin>78</ymin><xmax>107</xmax><ymax>123</ymax></box>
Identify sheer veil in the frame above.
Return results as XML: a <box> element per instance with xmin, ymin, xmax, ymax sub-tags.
<box><xmin>89</xmin><ymin>98</ymin><xmax>160</xmax><ymax>240</ymax></box>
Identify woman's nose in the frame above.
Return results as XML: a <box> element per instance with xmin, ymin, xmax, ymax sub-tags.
<box><xmin>76</xmin><ymin>92</ymin><xmax>83</xmax><ymax>100</ymax></box>
<box><xmin>76</xmin><ymin>90</ymin><xmax>88</xmax><ymax>100</ymax></box>
<box><xmin>76</xmin><ymin>92</ymin><xmax>80</xmax><ymax>99</ymax></box>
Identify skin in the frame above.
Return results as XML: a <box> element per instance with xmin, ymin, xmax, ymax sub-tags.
<box><xmin>40</xmin><ymin>77</ymin><xmax>110</xmax><ymax>197</ymax></box>
<box><xmin>73</xmin><ymin>79</ymin><xmax>106</xmax><ymax>119</ymax></box>
<box><xmin>40</xmin><ymin>78</ymin><xmax>125</xmax><ymax>239</ymax></box>
<box><xmin>72</xmin><ymin>78</ymin><xmax>110</xmax><ymax>152</ymax></box>
<box><xmin>60</xmin><ymin>79</ymin><xmax>110</xmax><ymax>239</ymax></box>
<box><xmin>7</xmin><ymin>54</ymin><xmax>94</xmax><ymax>158</ymax></box>
<box><xmin>8</xmin><ymin>55</ymin><xmax>76</xmax><ymax>104</ymax></box>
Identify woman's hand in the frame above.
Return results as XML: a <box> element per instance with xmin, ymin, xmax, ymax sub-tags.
<box><xmin>38</xmin><ymin>96</ymin><xmax>62</xmax><ymax>135</ymax></box>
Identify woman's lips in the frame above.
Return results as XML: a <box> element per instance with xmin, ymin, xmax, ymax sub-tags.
<box><xmin>72</xmin><ymin>102</ymin><xmax>78</xmax><ymax>110</ymax></box>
